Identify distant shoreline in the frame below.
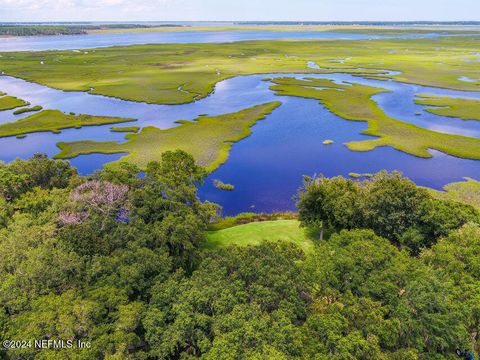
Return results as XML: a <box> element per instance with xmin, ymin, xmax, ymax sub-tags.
<box><xmin>2</xmin><ymin>22</ymin><xmax>480</xmax><ymax>37</ymax></box>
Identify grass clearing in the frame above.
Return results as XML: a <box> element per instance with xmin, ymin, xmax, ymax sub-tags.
<box><xmin>0</xmin><ymin>110</ymin><xmax>135</xmax><ymax>138</ymax></box>
<box><xmin>208</xmin><ymin>212</ymin><xmax>298</xmax><ymax>231</ymax></box>
<box><xmin>415</xmin><ymin>95</ymin><xmax>480</xmax><ymax>121</ymax></box>
<box><xmin>1</xmin><ymin>37</ymin><xmax>479</xmax><ymax>104</ymax></box>
<box><xmin>0</xmin><ymin>96</ymin><xmax>29</xmax><ymax>111</ymax></box>
<box><xmin>205</xmin><ymin>220</ymin><xmax>314</xmax><ymax>253</ymax></box>
<box><xmin>269</xmin><ymin>77</ymin><xmax>480</xmax><ymax>160</ymax></box>
<box><xmin>55</xmin><ymin>102</ymin><xmax>281</xmax><ymax>171</ymax></box>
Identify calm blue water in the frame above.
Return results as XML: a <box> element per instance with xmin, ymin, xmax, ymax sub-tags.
<box><xmin>0</xmin><ymin>73</ymin><xmax>479</xmax><ymax>215</ymax></box>
<box><xmin>199</xmin><ymin>96</ymin><xmax>480</xmax><ymax>215</ymax></box>
<box><xmin>0</xmin><ymin>30</ymin><xmax>458</xmax><ymax>52</ymax></box>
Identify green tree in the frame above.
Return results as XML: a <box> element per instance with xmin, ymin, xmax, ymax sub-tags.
<box><xmin>421</xmin><ymin>199</ymin><xmax>479</xmax><ymax>241</ymax></box>
<box><xmin>423</xmin><ymin>224</ymin><xmax>480</xmax><ymax>355</ymax></box>
<box><xmin>0</xmin><ymin>165</ymin><xmax>30</xmax><ymax>201</ymax></box>
<box><xmin>145</xmin><ymin>242</ymin><xmax>308</xmax><ymax>359</ymax></box>
<box><xmin>97</xmin><ymin>161</ymin><xmax>141</xmax><ymax>187</ymax></box>
<box><xmin>131</xmin><ymin>150</ymin><xmax>218</xmax><ymax>268</ymax></box>
<box><xmin>9</xmin><ymin>153</ymin><xmax>76</xmax><ymax>190</ymax></box>
<box><xmin>0</xmin><ymin>196</ymin><xmax>12</xmax><ymax>227</ymax></box>
<box><xmin>303</xmin><ymin>229</ymin><xmax>468</xmax><ymax>357</ymax></box>
<box><xmin>297</xmin><ymin>175</ymin><xmax>362</xmax><ymax>240</ymax></box>
<box><xmin>362</xmin><ymin>171</ymin><xmax>431</xmax><ymax>243</ymax></box>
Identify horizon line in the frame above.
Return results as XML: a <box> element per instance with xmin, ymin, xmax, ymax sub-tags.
<box><xmin>1</xmin><ymin>20</ymin><xmax>480</xmax><ymax>24</ymax></box>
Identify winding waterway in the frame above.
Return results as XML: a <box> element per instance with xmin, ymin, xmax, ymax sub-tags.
<box><xmin>0</xmin><ymin>71</ymin><xmax>479</xmax><ymax>215</ymax></box>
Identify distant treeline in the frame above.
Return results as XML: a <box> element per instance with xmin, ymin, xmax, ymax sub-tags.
<box><xmin>237</xmin><ymin>21</ymin><xmax>480</xmax><ymax>26</ymax></box>
<box><xmin>0</xmin><ymin>24</ymin><xmax>184</xmax><ymax>36</ymax></box>
<box><xmin>0</xmin><ymin>26</ymin><xmax>86</xmax><ymax>36</ymax></box>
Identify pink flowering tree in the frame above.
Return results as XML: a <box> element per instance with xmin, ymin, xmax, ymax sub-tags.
<box><xmin>59</xmin><ymin>180</ymin><xmax>129</xmax><ymax>225</ymax></box>
<box><xmin>58</xmin><ymin>211</ymin><xmax>90</xmax><ymax>225</ymax></box>
<box><xmin>71</xmin><ymin>181</ymin><xmax>129</xmax><ymax>212</ymax></box>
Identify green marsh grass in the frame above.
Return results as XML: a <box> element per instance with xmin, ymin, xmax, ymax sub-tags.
<box><xmin>110</xmin><ymin>126</ymin><xmax>140</xmax><ymax>133</ymax></box>
<box><xmin>416</xmin><ymin>95</ymin><xmax>480</xmax><ymax>121</ymax></box>
<box><xmin>429</xmin><ymin>178</ymin><xmax>480</xmax><ymax>209</ymax></box>
<box><xmin>0</xmin><ymin>96</ymin><xmax>29</xmax><ymax>111</ymax></box>
<box><xmin>269</xmin><ymin>77</ymin><xmax>480</xmax><ymax>160</ymax></box>
<box><xmin>0</xmin><ymin>110</ymin><xmax>135</xmax><ymax>138</ymax></box>
<box><xmin>12</xmin><ymin>105</ymin><xmax>43</xmax><ymax>115</ymax></box>
<box><xmin>1</xmin><ymin>37</ymin><xmax>479</xmax><ymax>104</ymax></box>
<box><xmin>213</xmin><ymin>179</ymin><xmax>235</xmax><ymax>191</ymax></box>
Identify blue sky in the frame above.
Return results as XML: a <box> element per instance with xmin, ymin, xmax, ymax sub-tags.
<box><xmin>0</xmin><ymin>0</ymin><xmax>479</xmax><ymax>22</ymax></box>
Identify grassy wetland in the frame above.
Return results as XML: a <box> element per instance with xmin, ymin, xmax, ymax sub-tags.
<box><xmin>430</xmin><ymin>177</ymin><xmax>480</xmax><ymax>209</ymax></box>
<box><xmin>56</xmin><ymin>102</ymin><xmax>281</xmax><ymax>171</ymax></box>
<box><xmin>0</xmin><ymin>110</ymin><xmax>135</xmax><ymax>138</ymax></box>
<box><xmin>416</xmin><ymin>94</ymin><xmax>480</xmax><ymax>121</ymax></box>
<box><xmin>0</xmin><ymin>36</ymin><xmax>480</xmax><ymax>104</ymax></box>
<box><xmin>12</xmin><ymin>105</ymin><xmax>43</xmax><ymax>115</ymax></box>
<box><xmin>432</xmin><ymin>178</ymin><xmax>480</xmax><ymax>209</ymax></box>
<box><xmin>87</xmin><ymin>24</ymin><xmax>480</xmax><ymax>35</ymax></box>
<box><xmin>213</xmin><ymin>179</ymin><xmax>235</xmax><ymax>191</ymax></box>
<box><xmin>269</xmin><ymin>77</ymin><xmax>480</xmax><ymax>160</ymax></box>
<box><xmin>110</xmin><ymin>126</ymin><xmax>140</xmax><ymax>133</ymax></box>
<box><xmin>0</xmin><ymin>30</ymin><xmax>479</xmax><ymax>213</ymax></box>
<box><xmin>0</xmin><ymin>95</ymin><xmax>29</xmax><ymax>111</ymax></box>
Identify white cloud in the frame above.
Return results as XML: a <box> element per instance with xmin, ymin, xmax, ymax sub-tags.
<box><xmin>0</xmin><ymin>0</ymin><xmax>478</xmax><ymax>22</ymax></box>
<box><xmin>0</xmin><ymin>0</ymin><xmax>180</xmax><ymax>11</ymax></box>
<box><xmin>0</xmin><ymin>0</ymin><xmax>195</xmax><ymax>21</ymax></box>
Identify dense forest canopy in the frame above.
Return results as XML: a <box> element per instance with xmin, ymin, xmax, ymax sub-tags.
<box><xmin>0</xmin><ymin>152</ymin><xmax>479</xmax><ymax>359</ymax></box>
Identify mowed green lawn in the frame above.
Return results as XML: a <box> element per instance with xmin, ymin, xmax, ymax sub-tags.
<box><xmin>206</xmin><ymin>220</ymin><xmax>315</xmax><ymax>253</ymax></box>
